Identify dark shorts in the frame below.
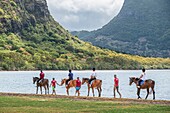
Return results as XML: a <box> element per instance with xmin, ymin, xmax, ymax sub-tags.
<box><xmin>114</xmin><ymin>86</ymin><xmax>119</xmax><ymax>90</ymax></box>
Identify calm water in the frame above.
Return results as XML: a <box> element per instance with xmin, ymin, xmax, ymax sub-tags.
<box><xmin>0</xmin><ymin>70</ymin><xmax>170</xmax><ymax>100</ymax></box>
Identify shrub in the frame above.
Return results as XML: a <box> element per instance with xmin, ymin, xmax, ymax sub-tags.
<box><xmin>0</xmin><ymin>8</ymin><xmax>4</xmax><ymax>15</ymax></box>
<box><xmin>10</xmin><ymin>1</ymin><xmax>17</xmax><ymax>7</ymax></box>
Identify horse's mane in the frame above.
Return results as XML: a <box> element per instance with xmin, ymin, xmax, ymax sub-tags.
<box><xmin>83</xmin><ymin>78</ymin><xmax>89</xmax><ymax>80</ymax></box>
<box><xmin>34</xmin><ymin>77</ymin><xmax>39</xmax><ymax>79</ymax></box>
<box><xmin>135</xmin><ymin>78</ymin><xmax>140</xmax><ymax>81</ymax></box>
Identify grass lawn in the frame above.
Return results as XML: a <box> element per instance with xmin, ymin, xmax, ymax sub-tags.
<box><xmin>0</xmin><ymin>95</ymin><xmax>170</xmax><ymax>113</ymax></box>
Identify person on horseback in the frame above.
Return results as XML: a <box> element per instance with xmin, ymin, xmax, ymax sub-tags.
<box><xmin>66</xmin><ymin>69</ymin><xmax>73</xmax><ymax>85</ymax></box>
<box><xmin>75</xmin><ymin>77</ymin><xmax>81</xmax><ymax>96</ymax></box>
<box><xmin>38</xmin><ymin>70</ymin><xmax>45</xmax><ymax>83</ymax></box>
<box><xmin>137</xmin><ymin>68</ymin><xmax>146</xmax><ymax>88</ymax></box>
<box><xmin>88</xmin><ymin>68</ymin><xmax>97</xmax><ymax>85</ymax></box>
<box><xmin>113</xmin><ymin>74</ymin><xmax>121</xmax><ymax>98</ymax></box>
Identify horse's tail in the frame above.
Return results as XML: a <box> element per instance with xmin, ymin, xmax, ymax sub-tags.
<box><xmin>99</xmin><ymin>80</ymin><xmax>102</xmax><ymax>88</ymax></box>
<box><xmin>149</xmin><ymin>80</ymin><xmax>155</xmax><ymax>94</ymax></box>
<box><xmin>47</xmin><ymin>79</ymin><xmax>50</xmax><ymax>94</ymax></box>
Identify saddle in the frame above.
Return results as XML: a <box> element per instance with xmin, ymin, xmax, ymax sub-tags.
<box><xmin>89</xmin><ymin>77</ymin><xmax>96</xmax><ymax>85</ymax></box>
<box><xmin>38</xmin><ymin>78</ymin><xmax>44</xmax><ymax>84</ymax></box>
<box><xmin>139</xmin><ymin>80</ymin><xmax>145</xmax><ymax>85</ymax></box>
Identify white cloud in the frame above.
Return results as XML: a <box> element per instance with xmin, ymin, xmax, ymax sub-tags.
<box><xmin>63</xmin><ymin>15</ymin><xmax>79</xmax><ymax>23</ymax></box>
<box><xmin>46</xmin><ymin>0</ymin><xmax>124</xmax><ymax>31</ymax></box>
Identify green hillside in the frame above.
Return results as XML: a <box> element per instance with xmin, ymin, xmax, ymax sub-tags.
<box><xmin>0</xmin><ymin>0</ymin><xmax>170</xmax><ymax>70</ymax></box>
<box><xmin>72</xmin><ymin>0</ymin><xmax>170</xmax><ymax>58</ymax></box>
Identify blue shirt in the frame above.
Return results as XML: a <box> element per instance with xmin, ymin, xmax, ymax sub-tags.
<box><xmin>68</xmin><ymin>72</ymin><xmax>73</xmax><ymax>80</ymax></box>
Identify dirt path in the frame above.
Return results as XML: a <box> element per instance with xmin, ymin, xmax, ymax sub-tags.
<box><xmin>0</xmin><ymin>92</ymin><xmax>170</xmax><ymax>105</ymax></box>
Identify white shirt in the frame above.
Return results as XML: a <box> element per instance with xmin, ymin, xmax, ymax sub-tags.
<box><xmin>141</xmin><ymin>72</ymin><xmax>146</xmax><ymax>80</ymax></box>
<box><xmin>91</xmin><ymin>71</ymin><xmax>97</xmax><ymax>77</ymax></box>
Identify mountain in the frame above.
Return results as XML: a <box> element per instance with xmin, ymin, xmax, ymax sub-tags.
<box><xmin>71</xmin><ymin>0</ymin><xmax>170</xmax><ymax>58</ymax></box>
<box><xmin>0</xmin><ymin>0</ymin><xmax>170</xmax><ymax>71</ymax></box>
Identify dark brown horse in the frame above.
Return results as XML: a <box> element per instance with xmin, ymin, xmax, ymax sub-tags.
<box><xmin>59</xmin><ymin>78</ymin><xmax>77</xmax><ymax>95</ymax></box>
<box><xmin>82</xmin><ymin>78</ymin><xmax>102</xmax><ymax>97</ymax></box>
<box><xmin>129</xmin><ymin>77</ymin><xmax>155</xmax><ymax>100</ymax></box>
<box><xmin>33</xmin><ymin>77</ymin><xmax>49</xmax><ymax>94</ymax></box>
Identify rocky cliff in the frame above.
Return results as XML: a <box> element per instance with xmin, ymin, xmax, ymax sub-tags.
<box><xmin>0</xmin><ymin>0</ymin><xmax>170</xmax><ymax>70</ymax></box>
<box><xmin>72</xmin><ymin>0</ymin><xmax>170</xmax><ymax>58</ymax></box>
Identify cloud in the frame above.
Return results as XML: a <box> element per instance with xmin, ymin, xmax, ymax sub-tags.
<box><xmin>46</xmin><ymin>0</ymin><xmax>124</xmax><ymax>31</ymax></box>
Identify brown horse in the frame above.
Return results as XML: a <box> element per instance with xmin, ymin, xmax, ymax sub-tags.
<box><xmin>33</xmin><ymin>77</ymin><xmax>49</xmax><ymax>94</ymax></box>
<box><xmin>82</xmin><ymin>78</ymin><xmax>102</xmax><ymax>97</ymax></box>
<box><xmin>129</xmin><ymin>77</ymin><xmax>155</xmax><ymax>100</ymax></box>
<box><xmin>59</xmin><ymin>78</ymin><xmax>77</xmax><ymax>95</ymax></box>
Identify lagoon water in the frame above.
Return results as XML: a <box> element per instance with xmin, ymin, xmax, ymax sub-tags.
<box><xmin>0</xmin><ymin>70</ymin><xmax>170</xmax><ymax>100</ymax></box>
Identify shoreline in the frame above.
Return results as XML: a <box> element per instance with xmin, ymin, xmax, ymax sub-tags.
<box><xmin>0</xmin><ymin>92</ymin><xmax>170</xmax><ymax>105</ymax></box>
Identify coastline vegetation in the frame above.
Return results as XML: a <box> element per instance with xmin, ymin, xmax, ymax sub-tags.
<box><xmin>0</xmin><ymin>0</ymin><xmax>170</xmax><ymax>71</ymax></box>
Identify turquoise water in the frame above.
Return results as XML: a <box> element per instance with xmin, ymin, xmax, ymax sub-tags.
<box><xmin>0</xmin><ymin>70</ymin><xmax>169</xmax><ymax>100</ymax></box>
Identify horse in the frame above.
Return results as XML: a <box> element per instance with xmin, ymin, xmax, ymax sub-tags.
<box><xmin>82</xmin><ymin>78</ymin><xmax>102</xmax><ymax>97</ymax></box>
<box><xmin>33</xmin><ymin>77</ymin><xmax>49</xmax><ymax>95</ymax></box>
<box><xmin>129</xmin><ymin>77</ymin><xmax>155</xmax><ymax>100</ymax></box>
<box><xmin>59</xmin><ymin>78</ymin><xmax>77</xmax><ymax>95</ymax></box>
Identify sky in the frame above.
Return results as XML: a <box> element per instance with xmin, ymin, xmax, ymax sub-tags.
<box><xmin>46</xmin><ymin>0</ymin><xmax>124</xmax><ymax>31</ymax></box>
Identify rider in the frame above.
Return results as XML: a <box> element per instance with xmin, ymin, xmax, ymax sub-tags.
<box><xmin>137</xmin><ymin>68</ymin><xmax>146</xmax><ymax>88</ymax></box>
<box><xmin>66</xmin><ymin>69</ymin><xmax>73</xmax><ymax>85</ymax></box>
<box><xmin>113</xmin><ymin>74</ymin><xmax>121</xmax><ymax>98</ymax></box>
<box><xmin>88</xmin><ymin>68</ymin><xmax>97</xmax><ymax>85</ymax></box>
<box><xmin>38</xmin><ymin>70</ymin><xmax>45</xmax><ymax>83</ymax></box>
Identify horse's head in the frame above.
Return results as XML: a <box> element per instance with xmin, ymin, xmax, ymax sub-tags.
<box><xmin>82</xmin><ymin>78</ymin><xmax>89</xmax><ymax>85</ymax></box>
<box><xmin>33</xmin><ymin>77</ymin><xmax>39</xmax><ymax>84</ymax></box>
<box><xmin>60</xmin><ymin>78</ymin><xmax>67</xmax><ymax>86</ymax></box>
<box><xmin>129</xmin><ymin>77</ymin><xmax>136</xmax><ymax>86</ymax></box>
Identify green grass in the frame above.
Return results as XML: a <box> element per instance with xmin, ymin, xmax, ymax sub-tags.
<box><xmin>0</xmin><ymin>96</ymin><xmax>169</xmax><ymax>113</ymax></box>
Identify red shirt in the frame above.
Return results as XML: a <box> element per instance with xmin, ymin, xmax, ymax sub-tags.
<box><xmin>51</xmin><ymin>80</ymin><xmax>57</xmax><ymax>86</ymax></box>
<box><xmin>40</xmin><ymin>72</ymin><xmax>44</xmax><ymax>79</ymax></box>
<box><xmin>114</xmin><ymin>78</ymin><xmax>119</xmax><ymax>87</ymax></box>
<box><xmin>76</xmin><ymin>79</ymin><xmax>81</xmax><ymax>87</ymax></box>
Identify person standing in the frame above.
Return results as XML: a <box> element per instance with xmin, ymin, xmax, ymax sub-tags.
<box><xmin>137</xmin><ymin>68</ymin><xmax>146</xmax><ymax>88</ymax></box>
<box><xmin>50</xmin><ymin>78</ymin><xmax>57</xmax><ymax>95</ymax></box>
<box><xmin>66</xmin><ymin>69</ymin><xmax>73</xmax><ymax>85</ymax></box>
<box><xmin>113</xmin><ymin>74</ymin><xmax>121</xmax><ymax>98</ymax></box>
<box><xmin>75</xmin><ymin>77</ymin><xmax>81</xmax><ymax>96</ymax></box>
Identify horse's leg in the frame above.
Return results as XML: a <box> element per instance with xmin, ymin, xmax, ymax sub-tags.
<box><xmin>40</xmin><ymin>86</ymin><xmax>42</xmax><ymax>94</ymax></box>
<box><xmin>97</xmin><ymin>88</ymin><xmax>99</xmax><ymax>97</ymax></box>
<box><xmin>92</xmin><ymin>87</ymin><xmax>95</xmax><ymax>97</ymax></box>
<box><xmin>152</xmin><ymin>81</ymin><xmax>155</xmax><ymax>100</ymax></box>
<box><xmin>145</xmin><ymin>88</ymin><xmax>149</xmax><ymax>99</ymax></box>
<box><xmin>152</xmin><ymin>87</ymin><xmax>155</xmax><ymax>100</ymax></box>
<box><xmin>36</xmin><ymin>86</ymin><xmax>38</xmax><ymax>94</ymax></box>
<box><xmin>44</xmin><ymin>86</ymin><xmax>47</xmax><ymax>95</ymax></box>
<box><xmin>100</xmin><ymin>86</ymin><xmax>102</xmax><ymax>97</ymax></box>
<box><xmin>66</xmin><ymin>87</ymin><xmax>69</xmax><ymax>95</ymax></box>
<box><xmin>47</xmin><ymin>84</ymin><xmax>49</xmax><ymax>94</ymax></box>
<box><xmin>87</xmin><ymin>87</ymin><xmax>90</xmax><ymax>96</ymax></box>
<box><xmin>153</xmin><ymin>89</ymin><xmax>155</xmax><ymax>100</ymax></box>
<box><xmin>137</xmin><ymin>88</ymin><xmax>141</xmax><ymax>99</ymax></box>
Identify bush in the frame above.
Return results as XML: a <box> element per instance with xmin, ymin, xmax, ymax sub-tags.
<box><xmin>0</xmin><ymin>8</ymin><xmax>4</xmax><ymax>15</ymax></box>
<box><xmin>10</xmin><ymin>1</ymin><xmax>17</xmax><ymax>7</ymax></box>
